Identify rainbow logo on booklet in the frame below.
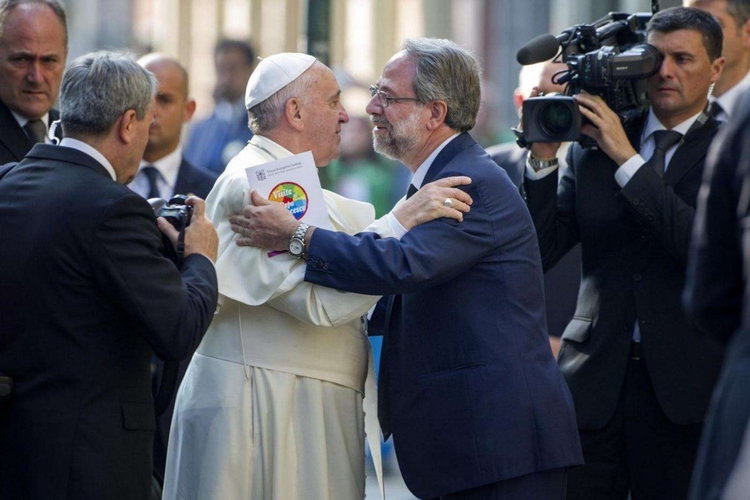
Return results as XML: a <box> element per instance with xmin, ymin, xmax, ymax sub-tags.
<box><xmin>268</xmin><ymin>182</ymin><xmax>309</xmax><ymax>220</ymax></box>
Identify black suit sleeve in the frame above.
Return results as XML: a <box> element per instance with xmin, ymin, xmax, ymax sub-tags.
<box><xmin>619</xmin><ymin>161</ymin><xmax>700</xmax><ymax>264</ymax></box>
<box><xmin>90</xmin><ymin>192</ymin><xmax>218</xmax><ymax>360</ymax></box>
<box><xmin>684</xmin><ymin>134</ymin><xmax>743</xmax><ymax>340</ymax></box>
<box><xmin>524</xmin><ymin>148</ymin><xmax>580</xmax><ymax>272</ymax></box>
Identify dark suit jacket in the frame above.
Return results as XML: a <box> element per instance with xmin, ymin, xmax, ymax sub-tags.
<box><xmin>303</xmin><ymin>133</ymin><xmax>583</xmax><ymax>498</ymax></box>
<box><xmin>173</xmin><ymin>158</ymin><xmax>218</xmax><ymax>199</ymax></box>
<box><xmin>0</xmin><ymin>144</ymin><xmax>218</xmax><ymax>500</ymax></box>
<box><xmin>0</xmin><ymin>100</ymin><xmax>61</xmax><ymax>164</ymax></box>
<box><xmin>488</xmin><ymin>142</ymin><xmax>582</xmax><ymax>338</ymax></box>
<box><xmin>183</xmin><ymin>105</ymin><xmax>253</xmax><ymax>175</ymax></box>
<box><xmin>685</xmin><ymin>97</ymin><xmax>750</xmax><ymax>500</ymax></box>
<box><xmin>525</xmin><ymin>114</ymin><xmax>725</xmax><ymax>430</ymax></box>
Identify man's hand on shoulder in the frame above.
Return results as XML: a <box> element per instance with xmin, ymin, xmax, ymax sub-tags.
<box><xmin>575</xmin><ymin>91</ymin><xmax>637</xmax><ymax>166</ymax></box>
<box><xmin>394</xmin><ymin>176</ymin><xmax>473</xmax><ymax>230</ymax></box>
<box><xmin>158</xmin><ymin>196</ymin><xmax>219</xmax><ymax>262</ymax></box>
<box><xmin>229</xmin><ymin>190</ymin><xmax>301</xmax><ymax>250</ymax></box>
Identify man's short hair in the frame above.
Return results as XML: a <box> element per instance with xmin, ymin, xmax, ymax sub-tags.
<box><xmin>214</xmin><ymin>39</ymin><xmax>255</xmax><ymax>66</ymax></box>
<box><xmin>647</xmin><ymin>7</ymin><xmax>724</xmax><ymax>61</ymax></box>
<box><xmin>60</xmin><ymin>51</ymin><xmax>157</xmax><ymax>137</ymax></box>
<box><xmin>691</xmin><ymin>0</ymin><xmax>750</xmax><ymax>30</ymax></box>
<box><xmin>0</xmin><ymin>0</ymin><xmax>68</xmax><ymax>47</ymax></box>
<box><xmin>247</xmin><ymin>69</ymin><xmax>314</xmax><ymax>134</ymax></box>
<box><xmin>403</xmin><ymin>38</ymin><xmax>481</xmax><ymax>133</ymax></box>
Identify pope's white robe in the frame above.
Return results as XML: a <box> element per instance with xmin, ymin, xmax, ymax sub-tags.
<box><xmin>163</xmin><ymin>135</ymin><xmax>392</xmax><ymax>500</ymax></box>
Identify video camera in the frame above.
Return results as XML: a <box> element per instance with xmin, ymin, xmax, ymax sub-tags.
<box><xmin>516</xmin><ymin>0</ymin><xmax>663</xmax><ymax>146</ymax></box>
<box><xmin>149</xmin><ymin>195</ymin><xmax>193</xmax><ymax>266</ymax></box>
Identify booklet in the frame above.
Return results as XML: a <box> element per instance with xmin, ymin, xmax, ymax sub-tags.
<box><xmin>244</xmin><ymin>151</ymin><xmax>333</xmax><ymax>231</ymax></box>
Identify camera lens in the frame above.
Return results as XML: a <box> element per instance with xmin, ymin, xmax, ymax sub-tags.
<box><xmin>539</xmin><ymin>101</ymin><xmax>574</xmax><ymax>137</ymax></box>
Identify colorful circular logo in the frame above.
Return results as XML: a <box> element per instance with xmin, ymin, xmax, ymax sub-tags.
<box><xmin>268</xmin><ymin>182</ymin><xmax>308</xmax><ymax>220</ymax></box>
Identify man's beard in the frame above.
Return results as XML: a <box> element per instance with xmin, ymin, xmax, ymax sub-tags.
<box><xmin>371</xmin><ymin>112</ymin><xmax>422</xmax><ymax>161</ymax></box>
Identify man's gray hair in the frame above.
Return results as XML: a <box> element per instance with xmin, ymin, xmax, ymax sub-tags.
<box><xmin>247</xmin><ymin>70</ymin><xmax>315</xmax><ymax>134</ymax></box>
<box><xmin>60</xmin><ymin>51</ymin><xmax>157</xmax><ymax>137</ymax></box>
<box><xmin>0</xmin><ymin>0</ymin><xmax>68</xmax><ymax>47</ymax></box>
<box><xmin>403</xmin><ymin>38</ymin><xmax>482</xmax><ymax>133</ymax></box>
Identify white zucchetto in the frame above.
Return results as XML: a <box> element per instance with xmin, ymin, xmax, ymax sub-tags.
<box><xmin>245</xmin><ymin>53</ymin><xmax>317</xmax><ymax>110</ymax></box>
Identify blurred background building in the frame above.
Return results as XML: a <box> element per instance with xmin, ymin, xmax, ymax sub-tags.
<box><xmin>64</xmin><ymin>0</ymin><xmax>681</xmax><ymax>149</ymax></box>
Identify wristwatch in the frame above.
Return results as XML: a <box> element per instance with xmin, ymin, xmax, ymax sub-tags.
<box><xmin>288</xmin><ymin>222</ymin><xmax>310</xmax><ymax>259</ymax></box>
<box><xmin>528</xmin><ymin>156</ymin><xmax>559</xmax><ymax>172</ymax></box>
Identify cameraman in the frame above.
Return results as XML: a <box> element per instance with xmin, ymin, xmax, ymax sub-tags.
<box><xmin>0</xmin><ymin>51</ymin><xmax>219</xmax><ymax>500</ymax></box>
<box><xmin>523</xmin><ymin>7</ymin><xmax>725</xmax><ymax>500</ymax></box>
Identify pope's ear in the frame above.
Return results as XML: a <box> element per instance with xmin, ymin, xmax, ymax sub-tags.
<box><xmin>285</xmin><ymin>97</ymin><xmax>305</xmax><ymax>132</ymax></box>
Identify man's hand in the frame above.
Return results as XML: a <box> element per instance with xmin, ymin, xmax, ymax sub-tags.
<box><xmin>393</xmin><ymin>176</ymin><xmax>473</xmax><ymax>229</ymax></box>
<box><xmin>229</xmin><ymin>190</ymin><xmax>300</xmax><ymax>250</ymax></box>
<box><xmin>575</xmin><ymin>91</ymin><xmax>637</xmax><ymax>166</ymax></box>
<box><xmin>523</xmin><ymin>87</ymin><xmax>562</xmax><ymax>161</ymax></box>
<box><xmin>158</xmin><ymin>196</ymin><xmax>219</xmax><ymax>262</ymax></box>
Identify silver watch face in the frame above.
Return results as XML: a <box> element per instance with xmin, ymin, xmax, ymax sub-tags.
<box><xmin>289</xmin><ymin>238</ymin><xmax>304</xmax><ymax>256</ymax></box>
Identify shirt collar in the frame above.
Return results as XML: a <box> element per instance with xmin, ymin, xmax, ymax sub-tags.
<box><xmin>411</xmin><ymin>133</ymin><xmax>460</xmax><ymax>189</ymax></box>
<box><xmin>710</xmin><ymin>70</ymin><xmax>750</xmax><ymax>118</ymax></box>
<box><xmin>251</xmin><ymin>134</ymin><xmax>295</xmax><ymax>159</ymax></box>
<box><xmin>59</xmin><ymin>137</ymin><xmax>117</xmax><ymax>181</ymax></box>
<box><xmin>139</xmin><ymin>146</ymin><xmax>183</xmax><ymax>188</ymax></box>
<box><xmin>11</xmin><ymin>110</ymin><xmax>50</xmax><ymax>133</ymax></box>
<box><xmin>641</xmin><ymin>108</ymin><xmax>703</xmax><ymax>143</ymax></box>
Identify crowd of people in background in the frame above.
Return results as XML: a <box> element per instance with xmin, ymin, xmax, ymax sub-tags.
<box><xmin>2</xmin><ymin>0</ymin><xmax>750</xmax><ymax>499</ymax></box>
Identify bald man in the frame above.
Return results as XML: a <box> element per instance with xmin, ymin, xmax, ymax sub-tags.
<box><xmin>132</xmin><ymin>54</ymin><xmax>218</xmax><ymax>203</ymax></box>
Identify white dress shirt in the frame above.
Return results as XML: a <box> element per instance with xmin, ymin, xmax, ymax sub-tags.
<box><xmin>59</xmin><ymin>137</ymin><xmax>117</xmax><ymax>181</ymax></box>
<box><xmin>129</xmin><ymin>146</ymin><xmax>183</xmax><ymax>199</ymax></box>
<box><xmin>710</xmin><ymin>69</ymin><xmax>750</xmax><ymax>122</ymax></box>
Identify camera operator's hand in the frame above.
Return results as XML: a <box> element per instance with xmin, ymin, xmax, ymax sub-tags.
<box><xmin>157</xmin><ymin>196</ymin><xmax>219</xmax><ymax>263</ymax></box>
<box><xmin>575</xmin><ymin>91</ymin><xmax>637</xmax><ymax>166</ymax></box>
<box><xmin>523</xmin><ymin>87</ymin><xmax>562</xmax><ymax>162</ymax></box>
<box><xmin>229</xmin><ymin>190</ymin><xmax>301</xmax><ymax>250</ymax></box>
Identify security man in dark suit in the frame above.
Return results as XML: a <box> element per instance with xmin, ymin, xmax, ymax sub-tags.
<box><xmin>0</xmin><ymin>0</ymin><xmax>67</xmax><ymax>163</ymax></box>
<box><xmin>0</xmin><ymin>51</ymin><xmax>219</xmax><ymax>500</ymax></box>
<box><xmin>130</xmin><ymin>53</ymin><xmax>219</xmax><ymax>484</ymax></box>
<box><xmin>131</xmin><ymin>53</ymin><xmax>218</xmax><ymax>201</ymax></box>
<box><xmin>523</xmin><ymin>7</ymin><xmax>726</xmax><ymax>500</ymax></box>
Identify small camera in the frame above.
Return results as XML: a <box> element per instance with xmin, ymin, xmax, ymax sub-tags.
<box><xmin>156</xmin><ymin>195</ymin><xmax>193</xmax><ymax>230</ymax></box>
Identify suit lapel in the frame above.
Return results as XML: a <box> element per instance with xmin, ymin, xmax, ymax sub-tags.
<box><xmin>0</xmin><ymin>101</ymin><xmax>34</xmax><ymax>161</ymax></box>
<box><xmin>421</xmin><ymin>133</ymin><xmax>477</xmax><ymax>186</ymax></box>
<box><xmin>665</xmin><ymin>117</ymin><xmax>718</xmax><ymax>186</ymax></box>
<box><xmin>173</xmin><ymin>158</ymin><xmax>190</xmax><ymax>196</ymax></box>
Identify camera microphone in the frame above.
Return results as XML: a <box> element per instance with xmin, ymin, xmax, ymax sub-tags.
<box><xmin>516</xmin><ymin>34</ymin><xmax>562</xmax><ymax>65</ymax></box>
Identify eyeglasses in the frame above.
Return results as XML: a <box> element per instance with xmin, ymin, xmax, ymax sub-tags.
<box><xmin>369</xmin><ymin>85</ymin><xmax>421</xmax><ymax>108</ymax></box>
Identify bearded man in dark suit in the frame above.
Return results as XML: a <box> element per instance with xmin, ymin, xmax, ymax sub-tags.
<box><xmin>0</xmin><ymin>51</ymin><xmax>219</xmax><ymax>500</ymax></box>
<box><xmin>0</xmin><ymin>0</ymin><xmax>67</xmax><ymax>163</ymax></box>
<box><xmin>523</xmin><ymin>7</ymin><xmax>726</xmax><ymax>500</ymax></box>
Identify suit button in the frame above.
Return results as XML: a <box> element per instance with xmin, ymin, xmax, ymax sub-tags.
<box><xmin>633</xmin><ymin>197</ymin><xmax>641</xmax><ymax>205</ymax></box>
<box><xmin>633</xmin><ymin>274</ymin><xmax>642</xmax><ymax>282</ymax></box>
<box><xmin>323</xmin><ymin>263</ymin><xmax>329</xmax><ymax>271</ymax></box>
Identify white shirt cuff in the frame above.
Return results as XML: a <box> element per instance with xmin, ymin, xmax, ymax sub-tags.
<box><xmin>614</xmin><ymin>155</ymin><xmax>645</xmax><ymax>187</ymax></box>
<box><xmin>385</xmin><ymin>212</ymin><xmax>408</xmax><ymax>240</ymax></box>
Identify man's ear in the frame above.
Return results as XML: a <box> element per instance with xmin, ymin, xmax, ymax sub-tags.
<box><xmin>710</xmin><ymin>56</ymin><xmax>726</xmax><ymax>84</ymax></box>
<box><xmin>117</xmin><ymin>109</ymin><xmax>139</xmax><ymax>144</ymax></box>
<box><xmin>426</xmin><ymin>100</ymin><xmax>448</xmax><ymax>131</ymax></box>
<box><xmin>184</xmin><ymin>98</ymin><xmax>197</xmax><ymax>123</ymax></box>
<box><xmin>284</xmin><ymin>98</ymin><xmax>305</xmax><ymax>132</ymax></box>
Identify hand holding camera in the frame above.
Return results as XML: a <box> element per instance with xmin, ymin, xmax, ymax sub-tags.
<box><xmin>156</xmin><ymin>195</ymin><xmax>219</xmax><ymax>263</ymax></box>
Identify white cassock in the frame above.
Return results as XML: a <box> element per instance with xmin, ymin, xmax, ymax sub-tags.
<box><xmin>162</xmin><ymin>135</ymin><xmax>392</xmax><ymax>500</ymax></box>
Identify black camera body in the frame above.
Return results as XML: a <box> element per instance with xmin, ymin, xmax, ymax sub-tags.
<box><xmin>149</xmin><ymin>195</ymin><xmax>193</xmax><ymax>266</ymax></box>
<box><xmin>520</xmin><ymin>10</ymin><xmax>662</xmax><ymax>146</ymax></box>
<box><xmin>156</xmin><ymin>195</ymin><xmax>193</xmax><ymax>230</ymax></box>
